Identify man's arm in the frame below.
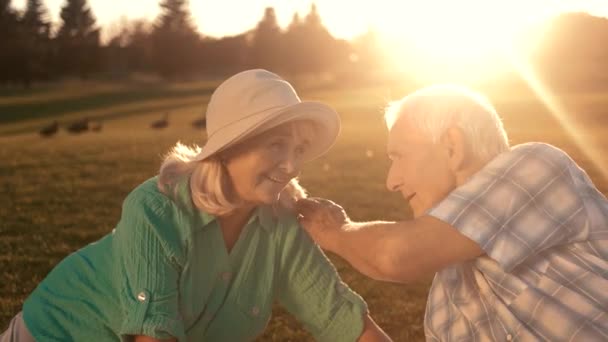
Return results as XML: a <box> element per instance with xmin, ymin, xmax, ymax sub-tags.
<box><xmin>359</xmin><ymin>315</ymin><xmax>392</xmax><ymax>341</ymax></box>
<box><xmin>134</xmin><ymin>336</ymin><xmax>176</xmax><ymax>342</ymax></box>
<box><xmin>297</xmin><ymin>198</ymin><xmax>483</xmax><ymax>283</ymax></box>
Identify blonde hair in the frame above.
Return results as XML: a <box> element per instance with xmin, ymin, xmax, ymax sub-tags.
<box><xmin>158</xmin><ymin>121</ymin><xmax>314</xmax><ymax>215</ymax></box>
<box><xmin>385</xmin><ymin>84</ymin><xmax>509</xmax><ymax>162</ymax></box>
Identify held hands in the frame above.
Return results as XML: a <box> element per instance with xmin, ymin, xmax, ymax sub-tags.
<box><xmin>295</xmin><ymin>197</ymin><xmax>350</xmax><ymax>251</ymax></box>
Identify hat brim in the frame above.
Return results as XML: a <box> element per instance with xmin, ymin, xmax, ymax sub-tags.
<box><xmin>193</xmin><ymin>101</ymin><xmax>340</xmax><ymax>162</ymax></box>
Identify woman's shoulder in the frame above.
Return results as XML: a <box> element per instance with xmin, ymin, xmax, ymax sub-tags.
<box><xmin>270</xmin><ymin>206</ymin><xmax>309</xmax><ymax>243</ymax></box>
<box><xmin>124</xmin><ymin>175</ymin><xmax>161</xmax><ymax>200</ymax></box>
<box><xmin>117</xmin><ymin>176</ymin><xmax>192</xmax><ymax>261</ymax></box>
<box><xmin>124</xmin><ymin>176</ymin><xmax>188</xmax><ymax>211</ymax></box>
<box><xmin>119</xmin><ymin>176</ymin><xmax>196</xmax><ymax>233</ymax></box>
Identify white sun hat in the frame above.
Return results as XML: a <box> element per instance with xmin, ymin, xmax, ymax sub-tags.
<box><xmin>193</xmin><ymin>69</ymin><xmax>340</xmax><ymax>162</ymax></box>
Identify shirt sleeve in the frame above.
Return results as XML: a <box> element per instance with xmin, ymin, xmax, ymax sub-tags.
<box><xmin>275</xmin><ymin>214</ymin><xmax>368</xmax><ymax>342</ymax></box>
<box><xmin>112</xmin><ymin>189</ymin><xmax>186</xmax><ymax>341</ymax></box>
<box><xmin>427</xmin><ymin>143</ymin><xmax>588</xmax><ymax>271</ymax></box>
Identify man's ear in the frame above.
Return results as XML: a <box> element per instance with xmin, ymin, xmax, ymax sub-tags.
<box><xmin>440</xmin><ymin>126</ymin><xmax>469</xmax><ymax>172</ymax></box>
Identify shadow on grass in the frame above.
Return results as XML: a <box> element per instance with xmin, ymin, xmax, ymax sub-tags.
<box><xmin>0</xmin><ymin>84</ymin><xmax>215</xmax><ymax>125</ymax></box>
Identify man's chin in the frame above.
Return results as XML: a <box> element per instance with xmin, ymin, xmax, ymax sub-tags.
<box><xmin>409</xmin><ymin>205</ymin><xmax>428</xmax><ymax>219</ymax></box>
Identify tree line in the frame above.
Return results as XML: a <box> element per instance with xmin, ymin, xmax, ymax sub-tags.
<box><xmin>1</xmin><ymin>0</ymin><xmax>607</xmax><ymax>87</ymax></box>
<box><xmin>1</xmin><ymin>0</ymin><xmax>382</xmax><ymax>86</ymax></box>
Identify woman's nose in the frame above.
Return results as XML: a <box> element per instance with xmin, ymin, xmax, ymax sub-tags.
<box><xmin>279</xmin><ymin>154</ymin><xmax>300</xmax><ymax>175</ymax></box>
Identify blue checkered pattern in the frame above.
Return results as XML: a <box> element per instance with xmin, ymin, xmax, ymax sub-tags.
<box><xmin>425</xmin><ymin>142</ymin><xmax>608</xmax><ymax>341</ymax></box>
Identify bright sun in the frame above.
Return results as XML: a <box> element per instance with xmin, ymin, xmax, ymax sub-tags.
<box><xmin>373</xmin><ymin>1</ymin><xmax>543</xmax><ymax>81</ymax></box>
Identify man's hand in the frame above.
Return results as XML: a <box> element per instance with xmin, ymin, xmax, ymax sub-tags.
<box><xmin>295</xmin><ymin>197</ymin><xmax>350</xmax><ymax>251</ymax></box>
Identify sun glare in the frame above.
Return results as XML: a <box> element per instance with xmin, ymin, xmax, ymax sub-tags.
<box><xmin>375</xmin><ymin>1</ymin><xmax>545</xmax><ymax>81</ymax></box>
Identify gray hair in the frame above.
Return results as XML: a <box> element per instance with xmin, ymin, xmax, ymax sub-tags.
<box><xmin>385</xmin><ymin>84</ymin><xmax>509</xmax><ymax>162</ymax></box>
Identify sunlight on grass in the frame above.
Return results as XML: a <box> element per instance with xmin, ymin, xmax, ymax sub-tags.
<box><xmin>2</xmin><ymin>82</ymin><xmax>608</xmax><ymax>341</ymax></box>
<box><xmin>510</xmin><ymin>54</ymin><xmax>608</xmax><ymax>183</ymax></box>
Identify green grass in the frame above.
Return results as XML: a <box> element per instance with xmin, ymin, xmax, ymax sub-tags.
<box><xmin>1</xmin><ymin>79</ymin><xmax>608</xmax><ymax>341</ymax></box>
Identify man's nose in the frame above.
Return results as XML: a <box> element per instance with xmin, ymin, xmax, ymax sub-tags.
<box><xmin>386</xmin><ymin>165</ymin><xmax>402</xmax><ymax>192</ymax></box>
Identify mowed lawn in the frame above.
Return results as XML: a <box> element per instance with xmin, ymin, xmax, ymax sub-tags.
<box><xmin>1</xmin><ymin>78</ymin><xmax>608</xmax><ymax>341</ymax></box>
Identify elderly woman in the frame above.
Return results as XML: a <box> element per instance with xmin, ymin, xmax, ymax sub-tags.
<box><xmin>1</xmin><ymin>70</ymin><xmax>391</xmax><ymax>342</ymax></box>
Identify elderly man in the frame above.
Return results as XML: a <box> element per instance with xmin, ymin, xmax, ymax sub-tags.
<box><xmin>296</xmin><ymin>85</ymin><xmax>608</xmax><ymax>341</ymax></box>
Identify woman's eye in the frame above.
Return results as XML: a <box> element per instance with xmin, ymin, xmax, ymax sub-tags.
<box><xmin>270</xmin><ymin>141</ymin><xmax>285</xmax><ymax>150</ymax></box>
<box><xmin>295</xmin><ymin>146</ymin><xmax>306</xmax><ymax>156</ymax></box>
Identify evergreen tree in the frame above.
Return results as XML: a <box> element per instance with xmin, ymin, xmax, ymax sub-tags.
<box><xmin>283</xmin><ymin>12</ymin><xmax>307</xmax><ymax>73</ymax></box>
<box><xmin>126</xmin><ymin>20</ymin><xmax>154</xmax><ymax>72</ymax></box>
<box><xmin>283</xmin><ymin>3</ymin><xmax>345</xmax><ymax>75</ymax></box>
<box><xmin>249</xmin><ymin>7</ymin><xmax>282</xmax><ymax>71</ymax></box>
<box><xmin>304</xmin><ymin>3</ymin><xmax>322</xmax><ymax>28</ymax></box>
<box><xmin>301</xmin><ymin>3</ymin><xmax>339</xmax><ymax>73</ymax></box>
<box><xmin>22</xmin><ymin>0</ymin><xmax>49</xmax><ymax>35</ymax></box>
<box><xmin>151</xmin><ymin>0</ymin><xmax>201</xmax><ymax>78</ymax></box>
<box><xmin>56</xmin><ymin>0</ymin><xmax>100</xmax><ymax>78</ymax></box>
<box><xmin>20</xmin><ymin>0</ymin><xmax>52</xmax><ymax>85</ymax></box>
<box><xmin>288</xmin><ymin>12</ymin><xmax>301</xmax><ymax>30</ymax></box>
<box><xmin>0</xmin><ymin>0</ymin><xmax>21</xmax><ymax>84</ymax></box>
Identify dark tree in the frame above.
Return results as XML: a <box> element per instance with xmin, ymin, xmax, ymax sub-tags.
<box><xmin>282</xmin><ymin>12</ymin><xmax>308</xmax><ymax>73</ymax></box>
<box><xmin>283</xmin><ymin>3</ymin><xmax>347</xmax><ymax>75</ymax></box>
<box><xmin>301</xmin><ymin>3</ymin><xmax>345</xmax><ymax>73</ymax></box>
<box><xmin>304</xmin><ymin>3</ymin><xmax>322</xmax><ymax>28</ymax></box>
<box><xmin>126</xmin><ymin>20</ymin><xmax>154</xmax><ymax>72</ymax></box>
<box><xmin>151</xmin><ymin>0</ymin><xmax>201</xmax><ymax>79</ymax></box>
<box><xmin>56</xmin><ymin>0</ymin><xmax>100</xmax><ymax>78</ymax></box>
<box><xmin>0</xmin><ymin>0</ymin><xmax>21</xmax><ymax>84</ymax></box>
<box><xmin>20</xmin><ymin>0</ymin><xmax>52</xmax><ymax>86</ymax></box>
<box><xmin>202</xmin><ymin>35</ymin><xmax>248</xmax><ymax>74</ymax></box>
<box><xmin>22</xmin><ymin>0</ymin><xmax>49</xmax><ymax>36</ymax></box>
<box><xmin>102</xmin><ymin>19</ymin><xmax>154</xmax><ymax>77</ymax></box>
<box><xmin>249</xmin><ymin>7</ymin><xmax>282</xmax><ymax>71</ymax></box>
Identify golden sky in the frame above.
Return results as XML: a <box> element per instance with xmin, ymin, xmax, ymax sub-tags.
<box><xmin>12</xmin><ymin>0</ymin><xmax>608</xmax><ymax>40</ymax></box>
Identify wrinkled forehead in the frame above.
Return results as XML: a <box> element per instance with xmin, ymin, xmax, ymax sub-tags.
<box><xmin>386</xmin><ymin>116</ymin><xmax>431</xmax><ymax>152</ymax></box>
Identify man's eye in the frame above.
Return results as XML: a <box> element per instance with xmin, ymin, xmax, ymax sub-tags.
<box><xmin>295</xmin><ymin>146</ymin><xmax>306</xmax><ymax>155</ymax></box>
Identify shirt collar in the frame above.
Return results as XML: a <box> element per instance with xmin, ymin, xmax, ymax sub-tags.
<box><xmin>197</xmin><ymin>205</ymin><xmax>277</xmax><ymax>232</ymax></box>
<box><xmin>256</xmin><ymin>205</ymin><xmax>277</xmax><ymax>232</ymax></box>
<box><xmin>169</xmin><ymin>175</ymin><xmax>216</xmax><ymax>227</ymax></box>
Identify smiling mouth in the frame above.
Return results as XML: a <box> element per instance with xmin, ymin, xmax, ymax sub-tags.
<box><xmin>265</xmin><ymin>175</ymin><xmax>289</xmax><ymax>184</ymax></box>
<box><xmin>404</xmin><ymin>192</ymin><xmax>416</xmax><ymax>202</ymax></box>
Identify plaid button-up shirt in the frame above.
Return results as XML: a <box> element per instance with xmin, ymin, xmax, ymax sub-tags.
<box><xmin>425</xmin><ymin>142</ymin><xmax>608</xmax><ymax>341</ymax></box>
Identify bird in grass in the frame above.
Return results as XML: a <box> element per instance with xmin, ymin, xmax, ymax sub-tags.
<box><xmin>151</xmin><ymin>112</ymin><xmax>169</xmax><ymax>129</ymax></box>
<box><xmin>191</xmin><ymin>117</ymin><xmax>206</xmax><ymax>129</ymax></box>
<box><xmin>90</xmin><ymin>120</ymin><xmax>103</xmax><ymax>132</ymax></box>
<box><xmin>66</xmin><ymin>118</ymin><xmax>89</xmax><ymax>134</ymax></box>
<box><xmin>39</xmin><ymin>121</ymin><xmax>59</xmax><ymax>137</ymax></box>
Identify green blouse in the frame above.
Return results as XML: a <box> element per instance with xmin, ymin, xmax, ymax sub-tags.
<box><xmin>22</xmin><ymin>176</ymin><xmax>367</xmax><ymax>341</ymax></box>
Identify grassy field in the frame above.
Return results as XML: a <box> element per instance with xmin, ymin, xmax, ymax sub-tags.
<box><xmin>1</xmin><ymin>77</ymin><xmax>608</xmax><ymax>341</ymax></box>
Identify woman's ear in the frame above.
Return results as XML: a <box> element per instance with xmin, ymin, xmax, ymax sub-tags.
<box><xmin>441</xmin><ymin>126</ymin><xmax>468</xmax><ymax>172</ymax></box>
